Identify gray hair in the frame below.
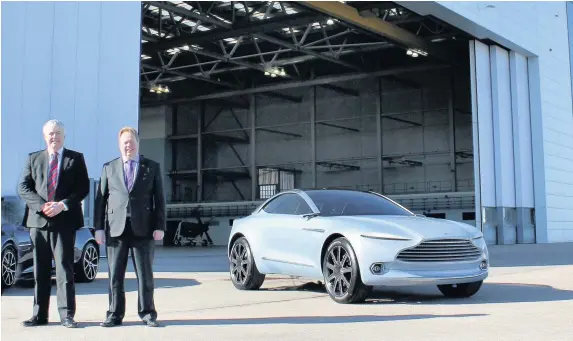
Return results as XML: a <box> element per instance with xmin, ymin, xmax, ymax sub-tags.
<box><xmin>43</xmin><ymin>119</ymin><xmax>65</xmax><ymax>135</ymax></box>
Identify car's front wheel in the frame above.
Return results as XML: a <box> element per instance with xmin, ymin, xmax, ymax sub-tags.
<box><xmin>437</xmin><ymin>280</ymin><xmax>483</xmax><ymax>298</ymax></box>
<box><xmin>229</xmin><ymin>237</ymin><xmax>265</xmax><ymax>290</ymax></box>
<box><xmin>2</xmin><ymin>245</ymin><xmax>18</xmax><ymax>291</ymax></box>
<box><xmin>322</xmin><ymin>237</ymin><xmax>371</xmax><ymax>304</ymax></box>
<box><xmin>74</xmin><ymin>242</ymin><xmax>99</xmax><ymax>283</ymax></box>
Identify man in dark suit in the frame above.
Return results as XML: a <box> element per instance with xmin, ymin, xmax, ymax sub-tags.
<box><xmin>94</xmin><ymin>126</ymin><xmax>165</xmax><ymax>328</ymax></box>
<box><xmin>17</xmin><ymin>119</ymin><xmax>90</xmax><ymax>328</ymax></box>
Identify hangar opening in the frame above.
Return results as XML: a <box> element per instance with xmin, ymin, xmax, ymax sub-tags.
<box><xmin>137</xmin><ymin>1</ymin><xmax>477</xmax><ymax>246</ymax></box>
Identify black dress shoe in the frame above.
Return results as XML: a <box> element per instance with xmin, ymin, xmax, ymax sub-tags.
<box><xmin>100</xmin><ymin>317</ymin><xmax>122</xmax><ymax>327</ymax></box>
<box><xmin>61</xmin><ymin>317</ymin><xmax>78</xmax><ymax>328</ymax></box>
<box><xmin>142</xmin><ymin>318</ymin><xmax>159</xmax><ymax>327</ymax></box>
<box><xmin>22</xmin><ymin>317</ymin><xmax>48</xmax><ymax>327</ymax></box>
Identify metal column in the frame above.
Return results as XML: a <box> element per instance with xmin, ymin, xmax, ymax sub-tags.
<box><xmin>171</xmin><ymin>104</ymin><xmax>178</xmax><ymax>201</ymax></box>
<box><xmin>311</xmin><ymin>86</ymin><xmax>317</xmax><ymax>188</ymax></box>
<box><xmin>197</xmin><ymin>102</ymin><xmax>204</xmax><ymax>202</ymax></box>
<box><xmin>376</xmin><ymin>78</ymin><xmax>384</xmax><ymax>193</ymax></box>
<box><xmin>448</xmin><ymin>75</ymin><xmax>458</xmax><ymax>191</ymax></box>
<box><xmin>250</xmin><ymin>95</ymin><xmax>257</xmax><ymax>200</ymax></box>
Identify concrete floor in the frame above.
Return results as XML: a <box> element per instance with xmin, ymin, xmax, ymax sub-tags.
<box><xmin>2</xmin><ymin>243</ymin><xmax>573</xmax><ymax>341</ymax></box>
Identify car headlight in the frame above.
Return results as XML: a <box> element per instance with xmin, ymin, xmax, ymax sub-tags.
<box><xmin>471</xmin><ymin>236</ymin><xmax>487</xmax><ymax>249</ymax></box>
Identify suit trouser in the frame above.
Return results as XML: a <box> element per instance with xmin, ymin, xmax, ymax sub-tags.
<box><xmin>29</xmin><ymin>227</ymin><xmax>76</xmax><ymax>320</ymax></box>
<box><xmin>106</xmin><ymin>219</ymin><xmax>157</xmax><ymax>321</ymax></box>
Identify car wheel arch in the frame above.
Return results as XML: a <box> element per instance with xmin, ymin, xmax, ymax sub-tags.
<box><xmin>320</xmin><ymin>233</ymin><xmax>346</xmax><ymax>272</ymax></box>
<box><xmin>228</xmin><ymin>232</ymin><xmax>245</xmax><ymax>257</ymax></box>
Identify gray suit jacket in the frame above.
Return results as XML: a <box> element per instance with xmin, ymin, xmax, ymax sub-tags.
<box><xmin>94</xmin><ymin>155</ymin><xmax>166</xmax><ymax>238</ymax></box>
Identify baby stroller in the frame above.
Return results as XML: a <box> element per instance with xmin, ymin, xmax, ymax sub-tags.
<box><xmin>173</xmin><ymin>216</ymin><xmax>214</xmax><ymax>247</ymax></box>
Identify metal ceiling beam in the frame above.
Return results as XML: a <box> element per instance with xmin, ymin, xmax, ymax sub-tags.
<box><xmin>297</xmin><ymin>1</ymin><xmax>459</xmax><ymax>65</ymax></box>
<box><xmin>297</xmin><ymin>1</ymin><xmax>428</xmax><ymax>51</ymax></box>
<box><xmin>141</xmin><ymin>63</ymin><xmax>239</xmax><ymax>88</ymax></box>
<box><xmin>158</xmin><ymin>64</ymin><xmax>448</xmax><ymax>103</ymax></box>
<box><xmin>142</xmin><ymin>10</ymin><xmax>324</xmax><ymax>54</ymax></box>
<box><xmin>252</xmin><ymin>32</ymin><xmax>362</xmax><ymax>71</ymax></box>
<box><xmin>146</xmin><ymin>1</ymin><xmax>231</xmax><ymax>28</ymax></box>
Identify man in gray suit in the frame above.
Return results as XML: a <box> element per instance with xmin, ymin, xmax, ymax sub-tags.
<box><xmin>94</xmin><ymin>126</ymin><xmax>165</xmax><ymax>327</ymax></box>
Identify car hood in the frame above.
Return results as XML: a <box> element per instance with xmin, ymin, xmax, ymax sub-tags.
<box><xmin>328</xmin><ymin>215</ymin><xmax>480</xmax><ymax>240</ymax></box>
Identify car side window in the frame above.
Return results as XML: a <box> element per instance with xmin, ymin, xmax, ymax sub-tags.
<box><xmin>262</xmin><ymin>193</ymin><xmax>313</xmax><ymax>215</ymax></box>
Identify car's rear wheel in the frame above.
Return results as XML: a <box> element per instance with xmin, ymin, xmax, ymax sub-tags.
<box><xmin>322</xmin><ymin>237</ymin><xmax>371</xmax><ymax>304</ymax></box>
<box><xmin>437</xmin><ymin>280</ymin><xmax>483</xmax><ymax>298</ymax></box>
<box><xmin>229</xmin><ymin>237</ymin><xmax>265</xmax><ymax>290</ymax></box>
<box><xmin>75</xmin><ymin>242</ymin><xmax>99</xmax><ymax>283</ymax></box>
<box><xmin>2</xmin><ymin>245</ymin><xmax>17</xmax><ymax>291</ymax></box>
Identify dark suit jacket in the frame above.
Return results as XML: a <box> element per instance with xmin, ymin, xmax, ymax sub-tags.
<box><xmin>17</xmin><ymin>148</ymin><xmax>90</xmax><ymax>230</ymax></box>
<box><xmin>94</xmin><ymin>155</ymin><xmax>166</xmax><ymax>238</ymax></box>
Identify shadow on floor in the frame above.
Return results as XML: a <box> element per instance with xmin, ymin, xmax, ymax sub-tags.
<box><xmin>73</xmin><ymin>313</ymin><xmax>487</xmax><ymax>328</ymax></box>
<box><xmin>4</xmin><ymin>277</ymin><xmax>200</xmax><ymax>297</ymax></box>
<box><xmin>262</xmin><ymin>281</ymin><xmax>573</xmax><ymax>305</ymax></box>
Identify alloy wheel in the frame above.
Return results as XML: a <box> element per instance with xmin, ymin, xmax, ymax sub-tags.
<box><xmin>325</xmin><ymin>245</ymin><xmax>353</xmax><ymax>297</ymax></box>
<box><xmin>230</xmin><ymin>242</ymin><xmax>250</xmax><ymax>285</ymax></box>
<box><xmin>83</xmin><ymin>244</ymin><xmax>99</xmax><ymax>281</ymax></box>
<box><xmin>2</xmin><ymin>248</ymin><xmax>17</xmax><ymax>287</ymax></box>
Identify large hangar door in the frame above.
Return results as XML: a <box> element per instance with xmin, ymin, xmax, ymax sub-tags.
<box><xmin>469</xmin><ymin>40</ymin><xmax>535</xmax><ymax>245</ymax></box>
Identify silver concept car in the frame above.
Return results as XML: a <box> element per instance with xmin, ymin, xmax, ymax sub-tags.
<box><xmin>228</xmin><ymin>189</ymin><xmax>489</xmax><ymax>304</ymax></box>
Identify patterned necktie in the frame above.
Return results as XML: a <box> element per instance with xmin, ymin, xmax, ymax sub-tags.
<box><xmin>126</xmin><ymin>160</ymin><xmax>135</xmax><ymax>192</ymax></box>
<box><xmin>47</xmin><ymin>152</ymin><xmax>58</xmax><ymax>201</ymax></box>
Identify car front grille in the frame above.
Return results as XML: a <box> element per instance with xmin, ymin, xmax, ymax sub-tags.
<box><xmin>396</xmin><ymin>238</ymin><xmax>482</xmax><ymax>262</ymax></box>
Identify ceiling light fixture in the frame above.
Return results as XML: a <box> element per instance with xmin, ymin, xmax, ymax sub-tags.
<box><xmin>264</xmin><ymin>66</ymin><xmax>287</xmax><ymax>78</ymax></box>
<box><xmin>150</xmin><ymin>84</ymin><xmax>170</xmax><ymax>93</ymax></box>
<box><xmin>406</xmin><ymin>48</ymin><xmax>427</xmax><ymax>58</ymax></box>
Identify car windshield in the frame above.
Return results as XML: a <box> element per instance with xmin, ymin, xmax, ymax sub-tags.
<box><xmin>305</xmin><ymin>190</ymin><xmax>413</xmax><ymax>216</ymax></box>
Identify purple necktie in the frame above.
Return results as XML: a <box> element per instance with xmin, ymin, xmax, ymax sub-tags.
<box><xmin>126</xmin><ymin>160</ymin><xmax>135</xmax><ymax>191</ymax></box>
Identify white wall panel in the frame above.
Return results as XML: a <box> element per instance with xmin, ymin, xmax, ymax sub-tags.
<box><xmin>470</xmin><ymin>40</ymin><xmax>496</xmax><ymax>207</ymax></box>
<box><xmin>1</xmin><ymin>2</ymin><xmax>26</xmax><ymax>196</ymax></box>
<box><xmin>50</xmin><ymin>2</ymin><xmax>79</xmax><ymax>147</ymax></box>
<box><xmin>490</xmin><ymin>45</ymin><xmax>516</xmax><ymax>208</ymax></box>
<box><xmin>510</xmin><ymin>51</ymin><xmax>534</xmax><ymax>208</ymax></box>
<box><xmin>1</xmin><ymin>1</ymin><xmax>141</xmax><ymax>196</ymax></box>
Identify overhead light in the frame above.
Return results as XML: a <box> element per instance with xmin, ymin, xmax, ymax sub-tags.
<box><xmin>326</xmin><ymin>18</ymin><xmax>334</xmax><ymax>25</ymax></box>
<box><xmin>406</xmin><ymin>48</ymin><xmax>427</xmax><ymax>57</ymax></box>
<box><xmin>150</xmin><ymin>84</ymin><xmax>170</xmax><ymax>94</ymax></box>
<box><xmin>263</xmin><ymin>66</ymin><xmax>287</xmax><ymax>78</ymax></box>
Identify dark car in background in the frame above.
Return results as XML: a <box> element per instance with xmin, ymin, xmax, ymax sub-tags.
<box><xmin>1</xmin><ymin>196</ymin><xmax>100</xmax><ymax>292</ymax></box>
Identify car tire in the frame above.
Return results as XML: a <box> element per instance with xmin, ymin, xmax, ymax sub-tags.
<box><xmin>437</xmin><ymin>280</ymin><xmax>483</xmax><ymax>298</ymax></box>
<box><xmin>229</xmin><ymin>237</ymin><xmax>265</xmax><ymax>290</ymax></box>
<box><xmin>2</xmin><ymin>245</ymin><xmax>18</xmax><ymax>292</ymax></box>
<box><xmin>322</xmin><ymin>237</ymin><xmax>371</xmax><ymax>304</ymax></box>
<box><xmin>74</xmin><ymin>242</ymin><xmax>100</xmax><ymax>283</ymax></box>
